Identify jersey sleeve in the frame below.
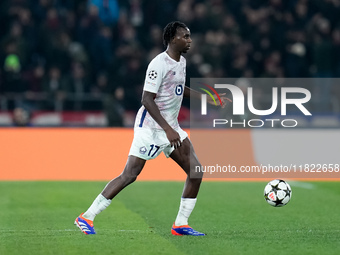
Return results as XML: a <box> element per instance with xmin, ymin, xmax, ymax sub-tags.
<box><xmin>143</xmin><ymin>56</ymin><xmax>163</xmax><ymax>93</ymax></box>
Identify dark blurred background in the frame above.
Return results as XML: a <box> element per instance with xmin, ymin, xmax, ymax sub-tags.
<box><xmin>0</xmin><ymin>0</ymin><xmax>339</xmax><ymax>127</ymax></box>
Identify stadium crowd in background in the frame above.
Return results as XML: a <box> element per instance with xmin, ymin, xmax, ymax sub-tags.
<box><xmin>0</xmin><ymin>0</ymin><xmax>340</xmax><ymax>124</ymax></box>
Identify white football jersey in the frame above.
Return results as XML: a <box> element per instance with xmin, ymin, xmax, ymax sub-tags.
<box><xmin>134</xmin><ymin>51</ymin><xmax>186</xmax><ymax>130</ymax></box>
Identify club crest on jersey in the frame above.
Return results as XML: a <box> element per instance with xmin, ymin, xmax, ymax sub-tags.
<box><xmin>139</xmin><ymin>146</ymin><xmax>147</xmax><ymax>154</ymax></box>
<box><xmin>148</xmin><ymin>70</ymin><xmax>157</xmax><ymax>80</ymax></box>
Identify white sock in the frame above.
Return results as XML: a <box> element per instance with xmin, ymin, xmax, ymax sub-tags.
<box><xmin>82</xmin><ymin>194</ymin><xmax>112</xmax><ymax>221</ymax></box>
<box><xmin>174</xmin><ymin>198</ymin><xmax>197</xmax><ymax>226</ymax></box>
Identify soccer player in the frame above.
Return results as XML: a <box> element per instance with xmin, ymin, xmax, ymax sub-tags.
<box><xmin>75</xmin><ymin>21</ymin><xmax>228</xmax><ymax>236</ymax></box>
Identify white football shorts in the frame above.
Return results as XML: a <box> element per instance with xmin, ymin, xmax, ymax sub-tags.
<box><xmin>129</xmin><ymin>127</ymin><xmax>188</xmax><ymax>160</ymax></box>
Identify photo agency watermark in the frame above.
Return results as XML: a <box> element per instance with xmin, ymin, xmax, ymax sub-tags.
<box><xmin>199</xmin><ymin>83</ymin><xmax>312</xmax><ymax>128</ymax></box>
<box><xmin>190</xmin><ymin>78</ymin><xmax>339</xmax><ymax>179</ymax></box>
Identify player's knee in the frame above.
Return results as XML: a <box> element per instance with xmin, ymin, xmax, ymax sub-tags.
<box><xmin>193</xmin><ymin>170</ymin><xmax>203</xmax><ymax>180</ymax></box>
<box><xmin>189</xmin><ymin>163</ymin><xmax>203</xmax><ymax>179</ymax></box>
<box><xmin>120</xmin><ymin>174</ymin><xmax>137</xmax><ymax>185</ymax></box>
<box><xmin>190</xmin><ymin>173</ymin><xmax>203</xmax><ymax>182</ymax></box>
<box><xmin>120</xmin><ymin>172</ymin><xmax>138</xmax><ymax>185</ymax></box>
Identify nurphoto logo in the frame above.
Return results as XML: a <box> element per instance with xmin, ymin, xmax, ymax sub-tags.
<box><xmin>200</xmin><ymin>84</ymin><xmax>312</xmax><ymax>128</ymax></box>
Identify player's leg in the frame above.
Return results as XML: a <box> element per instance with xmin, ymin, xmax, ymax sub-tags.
<box><xmin>75</xmin><ymin>156</ymin><xmax>146</xmax><ymax>234</ymax></box>
<box><xmin>170</xmin><ymin>138</ymin><xmax>203</xmax><ymax>197</ymax></box>
<box><xmin>169</xmin><ymin>138</ymin><xmax>205</xmax><ymax>236</ymax></box>
<box><xmin>101</xmin><ymin>155</ymin><xmax>146</xmax><ymax>199</ymax></box>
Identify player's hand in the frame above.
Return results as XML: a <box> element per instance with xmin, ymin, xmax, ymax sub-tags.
<box><xmin>220</xmin><ymin>93</ymin><xmax>232</xmax><ymax>108</ymax></box>
<box><xmin>207</xmin><ymin>93</ymin><xmax>232</xmax><ymax>108</ymax></box>
<box><xmin>165</xmin><ymin>128</ymin><xmax>182</xmax><ymax>150</ymax></box>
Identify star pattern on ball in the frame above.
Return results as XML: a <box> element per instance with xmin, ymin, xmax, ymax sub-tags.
<box><xmin>264</xmin><ymin>179</ymin><xmax>292</xmax><ymax>207</ymax></box>
<box><xmin>148</xmin><ymin>70</ymin><xmax>157</xmax><ymax>80</ymax></box>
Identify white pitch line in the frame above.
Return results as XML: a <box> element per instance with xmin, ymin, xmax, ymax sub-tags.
<box><xmin>0</xmin><ymin>229</ymin><xmax>147</xmax><ymax>233</ymax></box>
<box><xmin>0</xmin><ymin>229</ymin><xmax>79</xmax><ymax>233</ymax></box>
<box><xmin>118</xmin><ymin>230</ymin><xmax>145</xmax><ymax>232</ymax></box>
<box><xmin>287</xmin><ymin>180</ymin><xmax>315</xmax><ymax>189</ymax></box>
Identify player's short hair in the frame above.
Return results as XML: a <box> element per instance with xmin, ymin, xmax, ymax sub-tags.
<box><xmin>163</xmin><ymin>21</ymin><xmax>188</xmax><ymax>47</ymax></box>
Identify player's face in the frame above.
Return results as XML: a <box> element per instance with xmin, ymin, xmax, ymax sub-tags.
<box><xmin>173</xmin><ymin>27</ymin><xmax>192</xmax><ymax>53</ymax></box>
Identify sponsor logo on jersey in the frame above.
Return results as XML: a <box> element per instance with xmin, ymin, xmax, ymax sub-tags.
<box><xmin>175</xmin><ymin>84</ymin><xmax>184</xmax><ymax>96</ymax></box>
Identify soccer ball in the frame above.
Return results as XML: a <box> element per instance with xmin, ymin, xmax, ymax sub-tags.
<box><xmin>264</xmin><ymin>179</ymin><xmax>292</xmax><ymax>207</ymax></box>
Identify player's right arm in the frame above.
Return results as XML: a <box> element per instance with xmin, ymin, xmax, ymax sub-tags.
<box><xmin>141</xmin><ymin>91</ymin><xmax>181</xmax><ymax>149</ymax></box>
<box><xmin>184</xmin><ymin>86</ymin><xmax>231</xmax><ymax>108</ymax></box>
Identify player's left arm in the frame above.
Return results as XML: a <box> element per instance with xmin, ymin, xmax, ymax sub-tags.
<box><xmin>184</xmin><ymin>86</ymin><xmax>231</xmax><ymax>108</ymax></box>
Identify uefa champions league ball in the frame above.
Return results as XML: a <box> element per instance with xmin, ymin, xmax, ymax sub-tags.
<box><xmin>264</xmin><ymin>179</ymin><xmax>292</xmax><ymax>207</ymax></box>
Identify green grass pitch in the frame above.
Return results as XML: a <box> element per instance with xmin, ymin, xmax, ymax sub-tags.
<box><xmin>1</xmin><ymin>181</ymin><xmax>340</xmax><ymax>255</ymax></box>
